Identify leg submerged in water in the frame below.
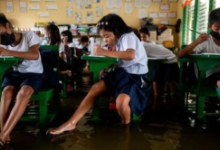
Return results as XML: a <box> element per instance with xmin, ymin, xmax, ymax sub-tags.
<box><xmin>47</xmin><ymin>80</ymin><xmax>108</xmax><ymax>135</ymax></box>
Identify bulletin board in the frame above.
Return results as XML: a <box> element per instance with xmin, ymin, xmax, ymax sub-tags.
<box><xmin>0</xmin><ymin>0</ymin><xmax>181</xmax><ymax>29</ymax></box>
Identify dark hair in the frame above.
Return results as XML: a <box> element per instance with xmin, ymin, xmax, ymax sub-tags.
<box><xmin>45</xmin><ymin>24</ymin><xmax>61</xmax><ymax>45</ymax></box>
<box><xmin>97</xmin><ymin>13</ymin><xmax>133</xmax><ymax>38</ymax></box>
<box><xmin>80</xmin><ymin>36</ymin><xmax>89</xmax><ymax>43</ymax></box>
<box><xmin>61</xmin><ymin>30</ymin><xmax>73</xmax><ymax>43</ymax></box>
<box><xmin>0</xmin><ymin>13</ymin><xmax>10</xmax><ymax>26</ymax></box>
<box><xmin>139</xmin><ymin>27</ymin><xmax>150</xmax><ymax>37</ymax></box>
<box><xmin>209</xmin><ymin>7</ymin><xmax>220</xmax><ymax>25</ymax></box>
<box><xmin>133</xmin><ymin>28</ymin><xmax>140</xmax><ymax>40</ymax></box>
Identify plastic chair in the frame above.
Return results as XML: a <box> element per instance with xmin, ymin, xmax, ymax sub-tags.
<box><xmin>20</xmin><ymin>45</ymin><xmax>59</xmax><ymax>127</ymax></box>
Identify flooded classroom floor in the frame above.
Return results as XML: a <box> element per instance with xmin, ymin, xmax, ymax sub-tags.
<box><xmin>6</xmin><ymin>75</ymin><xmax>220</xmax><ymax>150</ymax></box>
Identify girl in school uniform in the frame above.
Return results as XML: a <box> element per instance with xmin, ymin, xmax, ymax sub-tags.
<box><xmin>61</xmin><ymin>30</ymin><xmax>75</xmax><ymax>48</ymax></box>
<box><xmin>43</xmin><ymin>24</ymin><xmax>72</xmax><ymax>76</ymax></box>
<box><xmin>0</xmin><ymin>14</ymin><xmax>43</xmax><ymax>149</ymax></box>
<box><xmin>47</xmin><ymin>13</ymin><xmax>151</xmax><ymax>136</ymax></box>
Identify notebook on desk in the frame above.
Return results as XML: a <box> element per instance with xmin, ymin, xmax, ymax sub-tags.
<box><xmin>88</xmin><ymin>55</ymin><xmax>105</xmax><ymax>57</ymax></box>
<box><xmin>0</xmin><ymin>56</ymin><xmax>14</xmax><ymax>58</ymax></box>
<box><xmin>191</xmin><ymin>53</ymin><xmax>220</xmax><ymax>56</ymax></box>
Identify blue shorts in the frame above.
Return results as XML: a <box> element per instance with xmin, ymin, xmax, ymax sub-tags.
<box><xmin>153</xmin><ymin>62</ymin><xmax>179</xmax><ymax>83</ymax></box>
<box><xmin>103</xmin><ymin>67</ymin><xmax>151</xmax><ymax>116</ymax></box>
<box><xmin>2</xmin><ymin>69</ymin><xmax>44</xmax><ymax>93</ymax></box>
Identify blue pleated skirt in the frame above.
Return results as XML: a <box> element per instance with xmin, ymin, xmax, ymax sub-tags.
<box><xmin>103</xmin><ymin>67</ymin><xmax>151</xmax><ymax>116</ymax></box>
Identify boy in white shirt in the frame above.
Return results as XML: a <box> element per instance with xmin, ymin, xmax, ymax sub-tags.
<box><xmin>139</xmin><ymin>27</ymin><xmax>156</xmax><ymax>44</ymax></box>
<box><xmin>178</xmin><ymin>7</ymin><xmax>220</xmax><ymax>88</ymax></box>
<box><xmin>143</xmin><ymin>41</ymin><xmax>179</xmax><ymax>111</ymax></box>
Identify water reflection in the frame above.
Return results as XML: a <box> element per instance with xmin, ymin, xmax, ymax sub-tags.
<box><xmin>143</xmin><ymin>121</ymin><xmax>182</xmax><ymax>150</ymax></box>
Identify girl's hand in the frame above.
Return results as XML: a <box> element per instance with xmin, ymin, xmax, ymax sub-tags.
<box><xmin>0</xmin><ymin>47</ymin><xmax>11</xmax><ymax>56</ymax></box>
<box><xmin>94</xmin><ymin>44</ymin><xmax>105</xmax><ymax>56</ymax></box>
<box><xmin>195</xmin><ymin>33</ymin><xmax>209</xmax><ymax>44</ymax></box>
<box><xmin>111</xmin><ymin>46</ymin><xmax>117</xmax><ymax>51</ymax></box>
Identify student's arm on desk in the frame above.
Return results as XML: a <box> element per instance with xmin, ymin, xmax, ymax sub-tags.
<box><xmin>94</xmin><ymin>45</ymin><xmax>135</xmax><ymax>60</ymax></box>
<box><xmin>177</xmin><ymin>33</ymin><xmax>209</xmax><ymax>58</ymax></box>
<box><xmin>0</xmin><ymin>44</ymin><xmax>40</xmax><ymax>60</ymax></box>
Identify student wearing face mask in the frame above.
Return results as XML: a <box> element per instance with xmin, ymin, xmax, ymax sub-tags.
<box><xmin>178</xmin><ymin>7</ymin><xmax>220</xmax><ymax>88</ymax></box>
<box><xmin>0</xmin><ymin>14</ymin><xmax>43</xmax><ymax>149</ymax></box>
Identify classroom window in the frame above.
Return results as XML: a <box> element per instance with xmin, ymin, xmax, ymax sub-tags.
<box><xmin>215</xmin><ymin>0</ymin><xmax>220</xmax><ymax>8</ymax></box>
<box><xmin>182</xmin><ymin>0</ymin><xmax>215</xmax><ymax>46</ymax></box>
<box><xmin>182</xmin><ymin>0</ymin><xmax>195</xmax><ymax>45</ymax></box>
<box><xmin>196</xmin><ymin>0</ymin><xmax>210</xmax><ymax>37</ymax></box>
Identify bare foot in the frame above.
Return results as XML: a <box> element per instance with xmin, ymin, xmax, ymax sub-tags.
<box><xmin>47</xmin><ymin>121</ymin><xmax>76</xmax><ymax>135</ymax></box>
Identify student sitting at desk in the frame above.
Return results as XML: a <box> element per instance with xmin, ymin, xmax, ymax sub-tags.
<box><xmin>78</xmin><ymin>36</ymin><xmax>89</xmax><ymax>54</ymax></box>
<box><xmin>61</xmin><ymin>30</ymin><xmax>75</xmax><ymax>48</ymax></box>
<box><xmin>134</xmin><ymin>28</ymin><xmax>179</xmax><ymax>111</ymax></box>
<box><xmin>177</xmin><ymin>7</ymin><xmax>220</xmax><ymax>88</ymax></box>
<box><xmin>144</xmin><ymin>41</ymin><xmax>179</xmax><ymax>111</ymax></box>
<box><xmin>139</xmin><ymin>27</ymin><xmax>156</xmax><ymax>44</ymax></box>
<box><xmin>0</xmin><ymin>14</ymin><xmax>43</xmax><ymax>149</ymax></box>
<box><xmin>47</xmin><ymin>13</ymin><xmax>151</xmax><ymax>136</ymax></box>
<box><xmin>43</xmin><ymin>24</ymin><xmax>72</xmax><ymax>77</ymax></box>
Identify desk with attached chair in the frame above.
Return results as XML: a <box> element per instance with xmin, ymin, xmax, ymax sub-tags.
<box><xmin>179</xmin><ymin>53</ymin><xmax>220</xmax><ymax>123</ymax></box>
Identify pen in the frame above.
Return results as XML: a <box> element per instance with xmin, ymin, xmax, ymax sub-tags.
<box><xmin>189</xmin><ymin>29</ymin><xmax>201</xmax><ymax>34</ymax></box>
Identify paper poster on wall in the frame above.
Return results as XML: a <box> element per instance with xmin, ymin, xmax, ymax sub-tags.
<box><xmin>135</xmin><ymin>0</ymin><xmax>142</xmax><ymax>8</ymax></box>
<box><xmin>29</xmin><ymin>4</ymin><xmax>40</xmax><ymax>10</ymax></box>
<box><xmin>158</xmin><ymin>12</ymin><xmax>167</xmax><ymax>18</ymax></box>
<box><xmin>66</xmin><ymin>6</ymin><xmax>73</xmax><ymax>17</ymax></box>
<box><xmin>152</xmin><ymin>0</ymin><xmax>161</xmax><ymax>2</ymax></box>
<box><xmin>138</xmin><ymin>9</ymin><xmax>146</xmax><ymax>19</ymax></box>
<box><xmin>96</xmin><ymin>6</ymin><xmax>103</xmax><ymax>17</ymax></box>
<box><xmin>85</xmin><ymin>0</ymin><xmax>92</xmax><ymax>9</ymax></box>
<box><xmin>125</xmin><ymin>3</ymin><xmax>132</xmax><ymax>14</ymax></box>
<box><xmin>46</xmin><ymin>4</ymin><xmax>57</xmax><ymax>10</ymax></box>
<box><xmin>115</xmin><ymin>0</ymin><xmax>122</xmax><ymax>8</ymax></box>
<box><xmin>19</xmin><ymin>1</ymin><xmax>27</xmax><ymax>12</ymax></box>
<box><xmin>68</xmin><ymin>0</ymin><xmax>74</xmax><ymax>3</ymax></box>
<box><xmin>143</xmin><ymin>0</ymin><xmax>150</xmax><ymax>8</ymax></box>
<box><xmin>149</xmin><ymin>12</ymin><xmax>158</xmax><ymax>18</ymax></box>
<box><xmin>160</xmin><ymin>20</ymin><xmax>169</xmax><ymax>24</ymax></box>
<box><xmin>6</xmin><ymin>2</ymin><xmax>13</xmax><ymax>13</ymax></box>
<box><xmin>75</xmin><ymin>12</ymin><xmax>82</xmax><ymax>22</ymax></box>
<box><xmin>30</xmin><ymin>0</ymin><xmax>41</xmax><ymax>2</ymax></box>
<box><xmin>106</xmin><ymin>0</ymin><xmax>114</xmax><ymax>8</ymax></box>
<box><xmin>169</xmin><ymin>0</ymin><xmax>178</xmax><ymax>2</ymax></box>
<box><xmin>110</xmin><ymin>9</ymin><xmax>117</xmax><ymax>14</ymax></box>
<box><xmin>38</xmin><ymin>12</ymin><xmax>49</xmax><ymax>17</ymax></box>
<box><xmin>87</xmin><ymin>12</ymin><xmax>94</xmax><ymax>22</ymax></box>
<box><xmin>160</xmin><ymin>4</ymin><xmax>169</xmax><ymax>10</ymax></box>
<box><xmin>125</xmin><ymin>0</ymin><xmax>131</xmax><ymax>1</ymax></box>
<box><xmin>93</xmin><ymin>0</ymin><xmax>100</xmax><ymax>2</ymax></box>
<box><xmin>77</xmin><ymin>0</ymin><xmax>83</xmax><ymax>9</ymax></box>
<box><xmin>168</xmin><ymin>12</ymin><xmax>177</xmax><ymax>18</ymax></box>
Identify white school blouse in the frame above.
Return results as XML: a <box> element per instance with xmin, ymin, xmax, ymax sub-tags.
<box><xmin>116</xmin><ymin>32</ymin><xmax>148</xmax><ymax>74</ymax></box>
